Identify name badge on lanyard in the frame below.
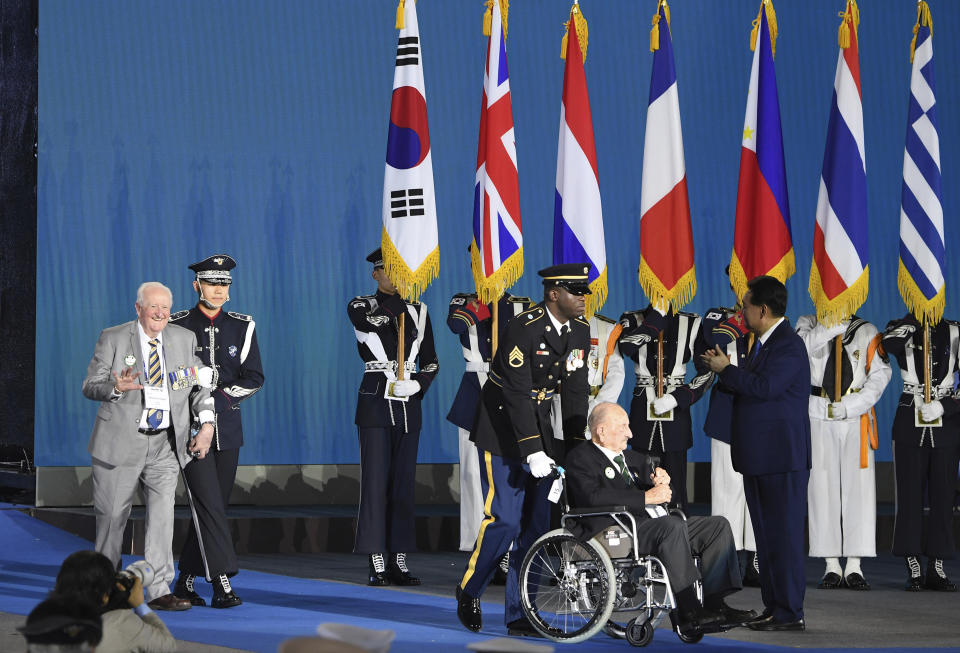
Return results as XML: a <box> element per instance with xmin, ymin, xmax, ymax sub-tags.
<box><xmin>144</xmin><ymin>385</ymin><xmax>170</xmax><ymax>411</ymax></box>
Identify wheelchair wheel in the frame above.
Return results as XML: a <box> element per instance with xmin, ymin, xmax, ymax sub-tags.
<box><xmin>520</xmin><ymin>528</ymin><xmax>616</xmax><ymax>643</ymax></box>
<box><xmin>625</xmin><ymin>617</ymin><xmax>655</xmax><ymax>647</ymax></box>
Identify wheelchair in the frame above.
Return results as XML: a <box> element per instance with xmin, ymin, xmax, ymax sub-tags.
<box><xmin>518</xmin><ymin>470</ymin><xmax>710</xmax><ymax>646</ymax></box>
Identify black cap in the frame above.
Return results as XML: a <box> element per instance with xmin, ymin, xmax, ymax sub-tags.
<box><xmin>366</xmin><ymin>248</ymin><xmax>384</xmax><ymax>269</ymax></box>
<box><xmin>538</xmin><ymin>263</ymin><xmax>593</xmax><ymax>295</ymax></box>
<box><xmin>188</xmin><ymin>254</ymin><xmax>236</xmax><ymax>284</ymax></box>
<box><xmin>18</xmin><ymin>597</ymin><xmax>102</xmax><ymax>646</ymax></box>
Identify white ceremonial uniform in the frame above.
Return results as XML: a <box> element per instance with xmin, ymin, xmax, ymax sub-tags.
<box><xmin>797</xmin><ymin>315</ymin><xmax>892</xmax><ymax>558</ymax></box>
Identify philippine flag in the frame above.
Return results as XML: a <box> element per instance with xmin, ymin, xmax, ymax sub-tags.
<box><xmin>553</xmin><ymin>6</ymin><xmax>606</xmax><ymax>318</ymax></box>
<box><xmin>730</xmin><ymin>0</ymin><xmax>794</xmax><ymax>298</ymax></box>
<box><xmin>639</xmin><ymin>0</ymin><xmax>696</xmax><ymax>312</ymax></box>
<box><xmin>809</xmin><ymin>0</ymin><xmax>868</xmax><ymax>326</ymax></box>
<box><xmin>381</xmin><ymin>0</ymin><xmax>439</xmax><ymax>302</ymax></box>
<box><xmin>471</xmin><ymin>0</ymin><xmax>522</xmax><ymax>305</ymax></box>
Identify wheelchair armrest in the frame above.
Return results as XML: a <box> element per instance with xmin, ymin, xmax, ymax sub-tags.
<box><xmin>564</xmin><ymin>505</ymin><xmax>629</xmax><ymax>518</ymax></box>
<box><xmin>668</xmin><ymin>507</ymin><xmax>688</xmax><ymax>521</ymax></box>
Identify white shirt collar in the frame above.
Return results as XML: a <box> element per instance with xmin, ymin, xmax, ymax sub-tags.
<box><xmin>136</xmin><ymin>321</ymin><xmax>163</xmax><ymax>345</ymax></box>
<box><xmin>545</xmin><ymin>305</ymin><xmax>569</xmax><ymax>334</ymax></box>
<box><xmin>593</xmin><ymin>441</ymin><xmax>625</xmax><ymax>466</ymax></box>
<box><xmin>757</xmin><ymin>316</ymin><xmax>785</xmax><ymax>346</ymax></box>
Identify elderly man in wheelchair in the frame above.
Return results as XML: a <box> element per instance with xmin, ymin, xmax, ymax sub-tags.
<box><xmin>516</xmin><ymin>402</ymin><xmax>757</xmax><ymax>645</ymax></box>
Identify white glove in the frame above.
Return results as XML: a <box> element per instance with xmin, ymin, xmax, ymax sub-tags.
<box><xmin>197</xmin><ymin>366</ymin><xmax>215</xmax><ymax>389</ymax></box>
<box><xmin>652</xmin><ymin>394</ymin><xmax>678</xmax><ymax>415</ymax></box>
<box><xmin>391</xmin><ymin>380</ymin><xmax>421</xmax><ymax>397</ymax></box>
<box><xmin>828</xmin><ymin>401</ymin><xmax>846</xmax><ymax>420</ymax></box>
<box><xmin>526</xmin><ymin>451</ymin><xmax>556</xmax><ymax>478</ymax></box>
<box><xmin>920</xmin><ymin>400</ymin><xmax>944</xmax><ymax>422</ymax></box>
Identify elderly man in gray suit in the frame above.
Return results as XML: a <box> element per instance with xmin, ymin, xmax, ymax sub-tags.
<box><xmin>82</xmin><ymin>281</ymin><xmax>216</xmax><ymax>611</ymax></box>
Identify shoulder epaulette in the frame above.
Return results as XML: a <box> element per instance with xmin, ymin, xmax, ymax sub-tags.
<box><xmin>946</xmin><ymin>319</ymin><xmax>960</xmax><ymax>328</ymax></box>
<box><xmin>842</xmin><ymin>316</ymin><xmax>869</xmax><ymax>344</ymax></box>
<box><xmin>508</xmin><ymin>296</ymin><xmax>532</xmax><ymax>304</ymax></box>
<box><xmin>169</xmin><ymin>310</ymin><xmax>189</xmax><ymax>321</ymax></box>
<box><xmin>594</xmin><ymin>313</ymin><xmax>616</xmax><ymax>325</ymax></box>
<box><xmin>678</xmin><ymin>310</ymin><xmax>700</xmax><ymax>319</ymax></box>
<box><xmin>520</xmin><ymin>306</ymin><xmax>544</xmax><ymax>325</ymax></box>
<box><xmin>227</xmin><ymin>311</ymin><xmax>253</xmax><ymax>322</ymax></box>
<box><xmin>408</xmin><ymin>299</ymin><xmax>422</xmax><ymax>307</ymax></box>
<box><xmin>574</xmin><ymin>315</ymin><xmax>589</xmax><ymax>326</ymax></box>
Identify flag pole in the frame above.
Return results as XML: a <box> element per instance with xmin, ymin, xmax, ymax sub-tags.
<box><xmin>397</xmin><ymin>313</ymin><xmax>406</xmax><ymax>381</ymax></box>
<box><xmin>492</xmin><ymin>301</ymin><xmax>499</xmax><ymax>356</ymax></box>
<box><xmin>923</xmin><ymin>319</ymin><xmax>931</xmax><ymax>404</ymax></box>
<box><xmin>656</xmin><ymin>331</ymin><xmax>664</xmax><ymax>399</ymax></box>
<box><xmin>833</xmin><ymin>335</ymin><xmax>842</xmax><ymax>403</ymax></box>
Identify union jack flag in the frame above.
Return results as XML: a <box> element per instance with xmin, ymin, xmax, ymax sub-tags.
<box><xmin>471</xmin><ymin>0</ymin><xmax>522</xmax><ymax>305</ymax></box>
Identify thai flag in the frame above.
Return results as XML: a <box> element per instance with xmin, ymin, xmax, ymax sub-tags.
<box><xmin>730</xmin><ymin>1</ymin><xmax>793</xmax><ymax>297</ymax></box>
<box><xmin>471</xmin><ymin>0</ymin><xmax>522</xmax><ymax>305</ymax></box>
<box><xmin>639</xmin><ymin>1</ymin><xmax>696</xmax><ymax>312</ymax></box>
<box><xmin>553</xmin><ymin>9</ymin><xmax>606</xmax><ymax>318</ymax></box>
<box><xmin>382</xmin><ymin>0</ymin><xmax>439</xmax><ymax>301</ymax></box>
<box><xmin>898</xmin><ymin>1</ymin><xmax>944</xmax><ymax>324</ymax></box>
<box><xmin>810</xmin><ymin>0</ymin><xmax>868</xmax><ymax>326</ymax></box>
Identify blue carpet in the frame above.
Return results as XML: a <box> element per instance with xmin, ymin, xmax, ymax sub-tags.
<box><xmin>0</xmin><ymin>506</ymin><xmax>948</xmax><ymax>653</ymax></box>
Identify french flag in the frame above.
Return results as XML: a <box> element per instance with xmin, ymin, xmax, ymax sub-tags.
<box><xmin>553</xmin><ymin>8</ymin><xmax>606</xmax><ymax>318</ymax></box>
<box><xmin>639</xmin><ymin>0</ymin><xmax>696</xmax><ymax>312</ymax></box>
<box><xmin>731</xmin><ymin>1</ymin><xmax>794</xmax><ymax>297</ymax></box>
<box><xmin>810</xmin><ymin>0</ymin><xmax>868</xmax><ymax>325</ymax></box>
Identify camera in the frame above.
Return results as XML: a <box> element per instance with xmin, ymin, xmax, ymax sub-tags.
<box><xmin>109</xmin><ymin>560</ymin><xmax>156</xmax><ymax>607</ymax></box>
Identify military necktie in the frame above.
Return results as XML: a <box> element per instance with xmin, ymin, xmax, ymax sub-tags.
<box><xmin>612</xmin><ymin>454</ymin><xmax>633</xmax><ymax>485</ymax></box>
<box><xmin>146</xmin><ymin>338</ymin><xmax>163</xmax><ymax>428</ymax></box>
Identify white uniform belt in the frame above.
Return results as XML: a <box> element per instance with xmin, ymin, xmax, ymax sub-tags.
<box><xmin>364</xmin><ymin>361</ymin><xmax>417</xmax><ymax>373</ymax></box>
<box><xmin>635</xmin><ymin>375</ymin><xmax>685</xmax><ymax>388</ymax></box>
<box><xmin>464</xmin><ymin>361</ymin><xmax>490</xmax><ymax>373</ymax></box>
<box><xmin>902</xmin><ymin>383</ymin><xmax>953</xmax><ymax>399</ymax></box>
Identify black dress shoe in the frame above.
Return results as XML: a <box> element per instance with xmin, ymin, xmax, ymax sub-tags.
<box><xmin>749</xmin><ymin>618</ymin><xmax>805</xmax><ymax>631</ymax></box>
<box><xmin>506</xmin><ymin>617</ymin><xmax>561</xmax><ymax>638</ymax></box>
<box><xmin>387</xmin><ymin>553</ymin><xmax>421</xmax><ymax>586</ymax></box>
<box><xmin>211</xmin><ymin>575</ymin><xmax>242</xmax><ymax>609</ymax></box>
<box><xmin>456</xmin><ymin>585</ymin><xmax>482</xmax><ymax>632</ymax></box>
<box><xmin>844</xmin><ymin>572</ymin><xmax>870</xmax><ymax>590</ymax></box>
<box><xmin>817</xmin><ymin>571</ymin><xmax>843</xmax><ymax>589</ymax></box>
<box><xmin>905</xmin><ymin>575</ymin><xmax>923</xmax><ymax>591</ymax></box>
<box><xmin>745</xmin><ymin>610</ymin><xmax>773</xmax><ymax>625</ymax></box>
<box><xmin>716</xmin><ymin>602</ymin><xmax>759</xmax><ymax>627</ymax></box>
<box><xmin>925</xmin><ymin>559</ymin><xmax>958</xmax><ymax>592</ymax></box>
<box><xmin>368</xmin><ymin>553</ymin><xmax>390</xmax><ymax>587</ymax></box>
<box><xmin>174</xmin><ymin>574</ymin><xmax>206</xmax><ymax>607</ymax></box>
<box><xmin>676</xmin><ymin>606</ymin><xmax>724</xmax><ymax>635</ymax></box>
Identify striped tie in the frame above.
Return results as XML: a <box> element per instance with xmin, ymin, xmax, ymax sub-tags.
<box><xmin>613</xmin><ymin>454</ymin><xmax>632</xmax><ymax>485</ymax></box>
<box><xmin>146</xmin><ymin>338</ymin><xmax>163</xmax><ymax>428</ymax></box>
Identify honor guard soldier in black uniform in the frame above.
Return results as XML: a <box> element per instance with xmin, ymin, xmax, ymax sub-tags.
<box><xmin>171</xmin><ymin>254</ymin><xmax>264</xmax><ymax>608</ymax></box>
<box><xmin>349</xmin><ymin>249</ymin><xmax>439</xmax><ymax>586</ymax></box>
<box><xmin>693</xmin><ymin>294</ymin><xmax>761</xmax><ymax>586</ymax></box>
<box><xmin>456</xmin><ymin>263</ymin><xmax>591</xmax><ymax>637</ymax></box>
<box><xmin>881</xmin><ymin>313</ymin><xmax>960</xmax><ymax>591</ymax></box>
<box><xmin>618</xmin><ymin>303</ymin><xmax>711</xmax><ymax>510</ymax></box>
<box><xmin>447</xmin><ymin>291</ymin><xmax>530</xmax><ymax>575</ymax></box>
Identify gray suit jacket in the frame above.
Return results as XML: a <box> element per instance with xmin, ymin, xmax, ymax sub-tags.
<box><xmin>82</xmin><ymin>321</ymin><xmax>214</xmax><ymax>467</ymax></box>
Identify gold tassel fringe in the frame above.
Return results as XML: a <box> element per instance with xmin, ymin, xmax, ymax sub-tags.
<box><xmin>381</xmin><ymin>228</ymin><xmax>440</xmax><ymax>302</ymax></box>
<box><xmin>749</xmin><ymin>0</ymin><xmax>778</xmax><ymax>58</ymax></box>
<box><xmin>584</xmin><ymin>267</ymin><xmax>608</xmax><ymax>320</ymax></box>
<box><xmin>396</xmin><ymin>0</ymin><xmax>405</xmax><ymax>30</ymax></box>
<box><xmin>909</xmin><ymin>1</ymin><xmax>933</xmax><ymax>64</ymax></box>
<box><xmin>650</xmin><ymin>0</ymin><xmax>671</xmax><ymax>53</ymax></box>
<box><xmin>808</xmin><ymin>262</ymin><xmax>868</xmax><ymax>327</ymax></box>
<box><xmin>728</xmin><ymin>248</ymin><xmax>795</xmax><ymax>301</ymax></box>
<box><xmin>637</xmin><ymin>259</ymin><xmax>697</xmax><ymax>313</ymax></box>
<box><xmin>561</xmin><ymin>2</ymin><xmax>589</xmax><ymax>63</ymax></box>
<box><xmin>837</xmin><ymin>0</ymin><xmax>860</xmax><ymax>49</ymax></box>
<box><xmin>483</xmin><ymin>1</ymin><xmax>509</xmax><ymax>37</ymax></box>
<box><xmin>898</xmin><ymin>259</ymin><xmax>945</xmax><ymax>325</ymax></box>
<box><xmin>470</xmin><ymin>245</ymin><xmax>524</xmax><ymax>306</ymax></box>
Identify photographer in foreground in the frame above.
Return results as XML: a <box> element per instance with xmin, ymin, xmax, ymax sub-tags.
<box><xmin>52</xmin><ymin>551</ymin><xmax>177</xmax><ymax>653</ymax></box>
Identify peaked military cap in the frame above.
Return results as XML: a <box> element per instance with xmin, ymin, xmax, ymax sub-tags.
<box><xmin>366</xmin><ymin>248</ymin><xmax>385</xmax><ymax>269</ymax></box>
<box><xmin>538</xmin><ymin>263</ymin><xmax>592</xmax><ymax>295</ymax></box>
<box><xmin>189</xmin><ymin>254</ymin><xmax>236</xmax><ymax>284</ymax></box>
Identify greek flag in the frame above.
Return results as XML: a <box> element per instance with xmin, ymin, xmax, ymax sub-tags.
<box><xmin>898</xmin><ymin>1</ymin><xmax>944</xmax><ymax>324</ymax></box>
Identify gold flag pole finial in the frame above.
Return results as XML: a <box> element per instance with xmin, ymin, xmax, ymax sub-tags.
<box><xmin>749</xmin><ymin>0</ymin><xmax>778</xmax><ymax>58</ymax></box>
<box><xmin>396</xmin><ymin>0</ymin><xmax>405</xmax><ymax>30</ymax></box>
<box><xmin>561</xmin><ymin>1</ymin><xmax>589</xmax><ymax>63</ymax></box>
<box><xmin>650</xmin><ymin>0</ymin><xmax>671</xmax><ymax>53</ymax></box>
<box><xmin>483</xmin><ymin>1</ymin><xmax>509</xmax><ymax>37</ymax></box>
<box><xmin>909</xmin><ymin>1</ymin><xmax>933</xmax><ymax>64</ymax></box>
<box><xmin>837</xmin><ymin>0</ymin><xmax>860</xmax><ymax>49</ymax></box>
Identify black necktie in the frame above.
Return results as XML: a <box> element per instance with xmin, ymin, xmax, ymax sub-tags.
<box><xmin>560</xmin><ymin>324</ymin><xmax>570</xmax><ymax>348</ymax></box>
